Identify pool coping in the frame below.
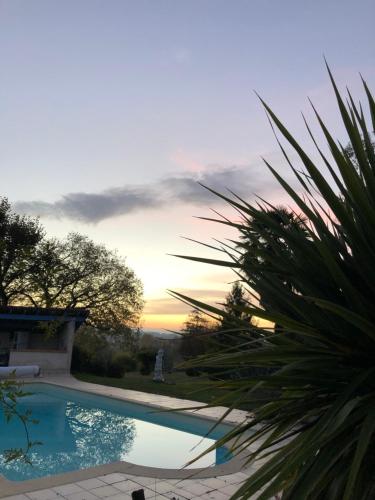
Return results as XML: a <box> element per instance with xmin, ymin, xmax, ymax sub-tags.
<box><xmin>0</xmin><ymin>375</ymin><xmax>256</xmax><ymax>497</ymax></box>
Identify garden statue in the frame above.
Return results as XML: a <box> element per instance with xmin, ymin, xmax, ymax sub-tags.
<box><xmin>153</xmin><ymin>348</ymin><xmax>164</xmax><ymax>382</ymax></box>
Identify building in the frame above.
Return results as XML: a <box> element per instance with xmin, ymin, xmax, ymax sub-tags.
<box><xmin>0</xmin><ymin>306</ymin><xmax>88</xmax><ymax>375</ymax></box>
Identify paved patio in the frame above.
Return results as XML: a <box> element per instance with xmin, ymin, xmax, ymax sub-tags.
<box><xmin>1</xmin><ymin>376</ymin><xmax>265</xmax><ymax>500</ymax></box>
<box><xmin>3</xmin><ymin>469</ymin><xmax>256</xmax><ymax>500</ymax></box>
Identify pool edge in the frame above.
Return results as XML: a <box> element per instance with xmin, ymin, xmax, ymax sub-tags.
<box><xmin>0</xmin><ymin>375</ymin><xmax>255</xmax><ymax>497</ymax></box>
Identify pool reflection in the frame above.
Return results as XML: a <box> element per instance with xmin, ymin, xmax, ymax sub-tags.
<box><xmin>0</xmin><ymin>385</ymin><xmax>231</xmax><ymax>481</ymax></box>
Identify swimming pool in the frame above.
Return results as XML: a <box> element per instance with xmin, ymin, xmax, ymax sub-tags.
<box><xmin>0</xmin><ymin>383</ymin><xmax>233</xmax><ymax>481</ymax></box>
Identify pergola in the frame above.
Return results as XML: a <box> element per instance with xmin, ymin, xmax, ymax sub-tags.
<box><xmin>0</xmin><ymin>306</ymin><xmax>88</xmax><ymax>374</ymax></box>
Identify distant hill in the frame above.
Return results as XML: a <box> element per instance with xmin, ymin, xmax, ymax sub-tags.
<box><xmin>141</xmin><ymin>328</ymin><xmax>181</xmax><ymax>339</ymax></box>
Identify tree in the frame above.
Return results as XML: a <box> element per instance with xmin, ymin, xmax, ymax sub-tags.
<box><xmin>171</xmin><ymin>71</ymin><xmax>375</xmax><ymax>498</ymax></box>
<box><xmin>217</xmin><ymin>282</ymin><xmax>252</xmax><ymax>345</ymax></box>
<box><xmin>222</xmin><ymin>281</ymin><xmax>251</xmax><ymax>324</ymax></box>
<box><xmin>224</xmin><ymin>282</ymin><xmax>249</xmax><ymax>319</ymax></box>
<box><xmin>180</xmin><ymin>308</ymin><xmax>214</xmax><ymax>360</ymax></box>
<box><xmin>241</xmin><ymin>206</ymin><xmax>307</xmax><ymax>307</ymax></box>
<box><xmin>240</xmin><ymin>206</ymin><xmax>308</xmax><ymax>335</ymax></box>
<box><xmin>0</xmin><ymin>198</ymin><xmax>43</xmax><ymax>305</ymax></box>
<box><xmin>25</xmin><ymin>233</ymin><xmax>144</xmax><ymax>331</ymax></box>
<box><xmin>182</xmin><ymin>307</ymin><xmax>212</xmax><ymax>335</ymax></box>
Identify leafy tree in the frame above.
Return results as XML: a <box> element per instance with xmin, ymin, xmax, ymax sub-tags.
<box><xmin>180</xmin><ymin>308</ymin><xmax>215</xmax><ymax>360</ymax></box>
<box><xmin>72</xmin><ymin>326</ymin><xmax>139</xmax><ymax>377</ymax></box>
<box><xmin>171</xmin><ymin>70</ymin><xmax>375</xmax><ymax>498</ymax></box>
<box><xmin>215</xmin><ymin>282</ymin><xmax>254</xmax><ymax>349</ymax></box>
<box><xmin>0</xmin><ymin>198</ymin><xmax>43</xmax><ymax>305</ymax></box>
<box><xmin>72</xmin><ymin>326</ymin><xmax>112</xmax><ymax>375</ymax></box>
<box><xmin>182</xmin><ymin>307</ymin><xmax>212</xmax><ymax>335</ymax></box>
<box><xmin>223</xmin><ymin>282</ymin><xmax>250</xmax><ymax>320</ymax></box>
<box><xmin>25</xmin><ymin>233</ymin><xmax>143</xmax><ymax>331</ymax></box>
<box><xmin>221</xmin><ymin>282</ymin><xmax>251</xmax><ymax>326</ymax></box>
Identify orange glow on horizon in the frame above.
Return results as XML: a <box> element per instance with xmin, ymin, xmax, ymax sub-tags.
<box><xmin>142</xmin><ymin>313</ymin><xmax>274</xmax><ymax>332</ymax></box>
<box><xmin>142</xmin><ymin>313</ymin><xmax>187</xmax><ymax>331</ymax></box>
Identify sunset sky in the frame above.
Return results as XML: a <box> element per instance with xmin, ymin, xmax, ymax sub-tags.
<box><xmin>1</xmin><ymin>0</ymin><xmax>374</xmax><ymax>330</ymax></box>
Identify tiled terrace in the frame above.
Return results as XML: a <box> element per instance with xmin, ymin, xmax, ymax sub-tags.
<box><xmin>3</xmin><ymin>469</ymin><xmax>256</xmax><ymax>500</ymax></box>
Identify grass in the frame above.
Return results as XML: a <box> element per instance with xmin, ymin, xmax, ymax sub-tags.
<box><xmin>73</xmin><ymin>371</ymin><xmax>242</xmax><ymax>407</ymax></box>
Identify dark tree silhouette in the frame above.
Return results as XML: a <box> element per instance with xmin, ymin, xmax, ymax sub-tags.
<box><xmin>218</xmin><ymin>282</ymin><xmax>252</xmax><ymax>345</ymax></box>
<box><xmin>180</xmin><ymin>308</ymin><xmax>215</xmax><ymax>360</ymax></box>
<box><xmin>0</xmin><ymin>198</ymin><xmax>43</xmax><ymax>306</ymax></box>
<box><xmin>26</xmin><ymin>232</ymin><xmax>144</xmax><ymax>331</ymax></box>
<box><xmin>240</xmin><ymin>206</ymin><xmax>308</xmax><ymax>332</ymax></box>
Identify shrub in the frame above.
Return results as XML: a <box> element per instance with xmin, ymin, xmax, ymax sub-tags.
<box><xmin>137</xmin><ymin>349</ymin><xmax>156</xmax><ymax>375</ymax></box>
<box><xmin>121</xmin><ymin>352</ymin><xmax>138</xmax><ymax>372</ymax></box>
<box><xmin>185</xmin><ymin>367</ymin><xmax>201</xmax><ymax>377</ymax></box>
<box><xmin>72</xmin><ymin>327</ymin><xmax>111</xmax><ymax>375</ymax></box>
<box><xmin>106</xmin><ymin>351</ymin><xmax>137</xmax><ymax>378</ymax></box>
<box><xmin>171</xmin><ymin>69</ymin><xmax>375</xmax><ymax>499</ymax></box>
<box><xmin>162</xmin><ymin>347</ymin><xmax>175</xmax><ymax>373</ymax></box>
<box><xmin>72</xmin><ymin>343</ymin><xmax>109</xmax><ymax>375</ymax></box>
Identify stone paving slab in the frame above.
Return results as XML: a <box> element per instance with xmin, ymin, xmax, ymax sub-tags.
<box><xmin>2</xmin><ymin>466</ymin><xmax>270</xmax><ymax>499</ymax></box>
<box><xmin>2</xmin><ymin>472</ymin><xmax>257</xmax><ymax>500</ymax></box>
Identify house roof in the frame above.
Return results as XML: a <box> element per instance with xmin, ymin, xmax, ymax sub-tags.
<box><xmin>0</xmin><ymin>306</ymin><xmax>89</xmax><ymax>327</ymax></box>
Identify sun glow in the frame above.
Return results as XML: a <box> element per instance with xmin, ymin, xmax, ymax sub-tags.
<box><xmin>141</xmin><ymin>313</ymin><xmax>187</xmax><ymax>331</ymax></box>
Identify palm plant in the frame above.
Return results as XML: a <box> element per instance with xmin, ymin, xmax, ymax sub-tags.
<box><xmin>170</xmin><ymin>67</ymin><xmax>375</xmax><ymax>499</ymax></box>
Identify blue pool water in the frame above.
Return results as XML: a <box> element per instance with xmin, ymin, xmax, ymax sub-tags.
<box><xmin>0</xmin><ymin>383</ymin><xmax>232</xmax><ymax>481</ymax></box>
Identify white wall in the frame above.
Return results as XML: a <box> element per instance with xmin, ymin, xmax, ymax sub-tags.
<box><xmin>9</xmin><ymin>350</ymin><xmax>70</xmax><ymax>373</ymax></box>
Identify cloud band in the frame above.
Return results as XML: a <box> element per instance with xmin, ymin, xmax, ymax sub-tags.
<box><xmin>15</xmin><ymin>164</ymin><xmax>277</xmax><ymax>223</ymax></box>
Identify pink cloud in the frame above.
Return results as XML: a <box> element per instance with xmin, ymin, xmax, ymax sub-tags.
<box><xmin>169</xmin><ymin>149</ymin><xmax>205</xmax><ymax>172</ymax></box>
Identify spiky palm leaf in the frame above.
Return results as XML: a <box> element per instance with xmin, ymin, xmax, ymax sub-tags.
<box><xmin>170</xmin><ymin>68</ymin><xmax>375</xmax><ymax>499</ymax></box>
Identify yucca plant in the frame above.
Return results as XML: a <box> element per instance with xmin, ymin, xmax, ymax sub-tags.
<box><xmin>170</xmin><ymin>67</ymin><xmax>375</xmax><ymax>499</ymax></box>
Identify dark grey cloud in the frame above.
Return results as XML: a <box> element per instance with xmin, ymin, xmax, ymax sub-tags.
<box><xmin>16</xmin><ymin>187</ymin><xmax>162</xmax><ymax>223</ymax></box>
<box><xmin>161</xmin><ymin>165</ymin><xmax>269</xmax><ymax>204</ymax></box>
<box><xmin>15</xmin><ymin>163</ymin><xmax>277</xmax><ymax>223</ymax></box>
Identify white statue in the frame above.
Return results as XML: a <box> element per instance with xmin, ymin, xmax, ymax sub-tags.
<box><xmin>153</xmin><ymin>348</ymin><xmax>164</xmax><ymax>382</ymax></box>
